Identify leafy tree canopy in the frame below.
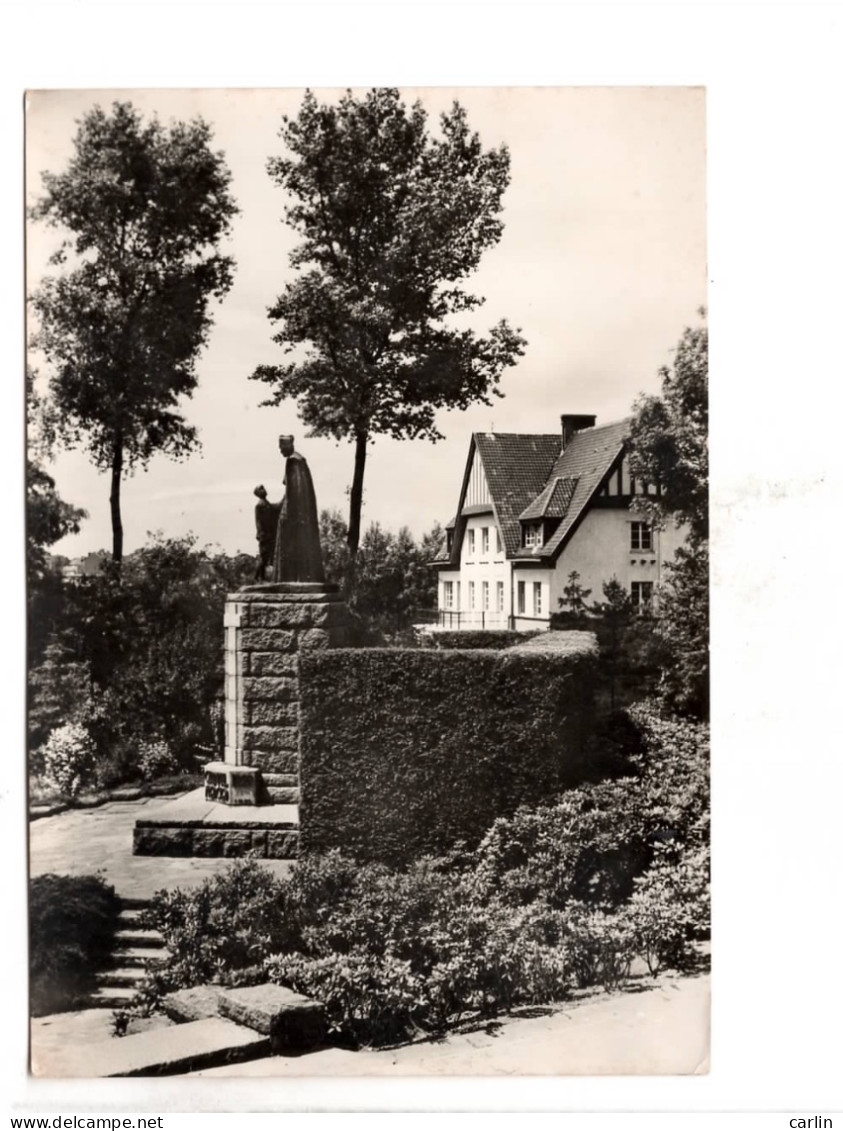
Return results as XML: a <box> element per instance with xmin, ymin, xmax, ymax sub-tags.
<box><xmin>252</xmin><ymin>88</ymin><xmax>526</xmax><ymax>552</ymax></box>
<box><xmin>627</xmin><ymin>312</ymin><xmax>709</xmax><ymax>719</ymax></box>
<box><xmin>26</xmin><ymin>461</ymin><xmax>86</xmax><ymax>583</ymax></box>
<box><xmin>29</xmin><ymin>101</ymin><xmax>238</xmax><ymax>561</ymax></box>
<box><xmin>626</xmin><ymin>311</ymin><xmax>708</xmax><ymax>541</ymax></box>
<box><xmin>25</xmin><ymin>369</ymin><xmax>87</xmax><ymax>582</ymax></box>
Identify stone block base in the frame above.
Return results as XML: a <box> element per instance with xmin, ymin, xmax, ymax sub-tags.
<box><xmin>218</xmin><ymin>984</ymin><xmax>326</xmax><ymax>1052</ymax></box>
<box><xmin>204</xmin><ymin>762</ymin><xmax>260</xmax><ymax>806</ymax></box>
<box><xmin>133</xmin><ymin>824</ymin><xmax>299</xmax><ymax>859</ymax></box>
<box><xmin>162</xmin><ymin>986</ymin><xmax>223</xmax><ymax>1024</ymax></box>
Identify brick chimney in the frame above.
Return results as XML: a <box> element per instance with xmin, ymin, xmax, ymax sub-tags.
<box><xmin>561</xmin><ymin>413</ymin><xmax>597</xmax><ymax>449</ymax></box>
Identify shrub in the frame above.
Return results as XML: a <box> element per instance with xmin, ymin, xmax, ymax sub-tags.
<box><xmin>141</xmin><ymin>858</ymin><xmax>290</xmax><ymax>1003</ymax></box>
<box><xmin>39</xmin><ymin>721</ymin><xmax>96</xmax><ymax>797</ymax></box>
<box><xmin>30</xmin><ymin>873</ymin><xmax>121</xmax><ymax>1015</ymax></box>
<box><xmin>137</xmin><ymin>738</ymin><xmax>179</xmax><ymax>782</ymax></box>
<box><xmin>265</xmin><ymin>857</ymin><xmax>573</xmax><ymax>1045</ymax></box>
<box><xmin>625</xmin><ymin>842</ymin><xmax>710</xmax><ymax>976</ymax></box>
<box><xmin>557</xmin><ymin>901</ymin><xmax>636</xmax><ymax>992</ymax></box>
<box><xmin>30</xmin><ymin>536</ymin><xmax>254</xmax><ymax>789</ymax></box>
<box><xmin>472</xmin><ymin>702</ymin><xmax>708</xmax><ymax>912</ymax></box>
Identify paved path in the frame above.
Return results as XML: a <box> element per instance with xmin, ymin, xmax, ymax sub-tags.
<box><xmin>29</xmin><ymin>795</ymin><xmax>294</xmax><ymax>900</ymax></box>
<box><xmin>31</xmin><ymin>973</ymin><xmax>709</xmax><ymax>1078</ymax></box>
<box><xmin>196</xmin><ymin>972</ymin><xmax>711</xmax><ymax>1077</ymax></box>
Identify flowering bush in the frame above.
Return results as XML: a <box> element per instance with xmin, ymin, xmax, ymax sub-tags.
<box><xmin>40</xmin><ymin>721</ymin><xmax>96</xmax><ymax>797</ymax></box>
<box><xmin>137</xmin><ymin>738</ymin><xmax>179</xmax><ymax>781</ymax></box>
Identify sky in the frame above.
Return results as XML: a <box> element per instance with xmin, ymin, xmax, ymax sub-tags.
<box><xmin>26</xmin><ymin>85</ymin><xmax>706</xmax><ymax>559</ymax></box>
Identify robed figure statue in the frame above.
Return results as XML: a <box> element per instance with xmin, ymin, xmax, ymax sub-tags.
<box><xmin>272</xmin><ymin>435</ymin><xmax>326</xmax><ymax>584</ymax></box>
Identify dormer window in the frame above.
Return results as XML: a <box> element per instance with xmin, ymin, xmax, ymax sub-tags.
<box><xmin>523</xmin><ymin>522</ymin><xmax>543</xmax><ymax>548</ymax></box>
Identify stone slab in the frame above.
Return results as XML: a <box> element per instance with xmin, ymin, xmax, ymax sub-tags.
<box><xmin>135</xmin><ymin>824</ymin><xmax>299</xmax><ymax>859</ymax></box>
<box><xmin>233</xmin><ymin>583</ymin><xmax>341</xmax><ymax>601</ymax></box>
<box><xmin>35</xmin><ymin>1017</ymin><xmax>270</xmax><ymax>1077</ymax></box>
<box><xmin>240</xmin><ymin>725</ymin><xmax>300</xmax><ymax>753</ymax></box>
<box><xmin>162</xmin><ymin>985</ymin><xmax>223</xmax><ymax>1023</ymax></box>
<box><xmin>244</xmin><ymin>651</ymin><xmax>299</xmax><ymax>676</ymax></box>
<box><xmin>263</xmin><ymin>786</ymin><xmax>299</xmax><ymax>805</ymax></box>
<box><xmin>242</xmin><ymin>700</ymin><xmax>299</xmax><ymax>727</ymax></box>
<box><xmin>133</xmin><ymin>825</ymin><xmax>194</xmax><ymax>857</ymax></box>
<box><xmin>218</xmin><ymin>983</ymin><xmax>326</xmax><ymax>1050</ymax></box>
<box><xmin>134</xmin><ymin>788</ymin><xmax>298</xmax><ymax>827</ymax></box>
<box><xmin>247</xmin><ymin>748</ymin><xmax>299</xmax><ymax>775</ymax></box>
<box><xmin>236</xmin><ymin>582</ymin><xmax>340</xmax><ymax>597</ymax></box>
<box><xmin>240</xmin><ymin>675</ymin><xmax>299</xmax><ymax>701</ymax></box>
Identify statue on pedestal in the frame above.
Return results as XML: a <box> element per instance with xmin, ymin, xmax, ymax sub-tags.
<box><xmin>272</xmin><ymin>435</ymin><xmax>326</xmax><ymax>584</ymax></box>
<box><xmin>253</xmin><ymin>485</ymin><xmax>282</xmax><ymax>582</ymax></box>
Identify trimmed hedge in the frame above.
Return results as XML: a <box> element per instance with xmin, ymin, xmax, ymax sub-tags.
<box><xmin>298</xmin><ymin>639</ymin><xmax>598</xmax><ymax>864</ymax></box>
<box><xmin>30</xmin><ymin>873</ymin><xmax>121</xmax><ymax>1015</ymax></box>
<box><xmin>420</xmin><ymin>630</ymin><xmax>537</xmax><ymax>651</ymax></box>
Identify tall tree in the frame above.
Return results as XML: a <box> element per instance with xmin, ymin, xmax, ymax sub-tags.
<box><xmin>29</xmin><ymin>102</ymin><xmax>238</xmax><ymax>563</ymax></box>
<box><xmin>252</xmin><ymin>88</ymin><xmax>526</xmax><ymax>554</ymax></box>
<box><xmin>626</xmin><ymin>312</ymin><xmax>709</xmax><ymax>718</ymax></box>
<box><xmin>626</xmin><ymin>311</ymin><xmax>708</xmax><ymax>542</ymax></box>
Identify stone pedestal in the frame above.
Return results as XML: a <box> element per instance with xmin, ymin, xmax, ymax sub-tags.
<box><xmin>207</xmin><ymin>582</ymin><xmax>353</xmax><ymax>806</ymax></box>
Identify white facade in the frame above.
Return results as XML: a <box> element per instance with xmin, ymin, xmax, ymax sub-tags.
<box><xmin>439</xmin><ymin>510</ymin><xmax>510</xmax><ymax>628</ymax></box>
<box><xmin>436</xmin><ymin>426</ymin><xmax>688</xmax><ymax>630</ymax></box>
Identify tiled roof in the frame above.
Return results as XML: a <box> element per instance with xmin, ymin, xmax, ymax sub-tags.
<box><xmin>519</xmin><ymin>475</ymin><xmax>578</xmax><ymax>521</ymax></box>
<box><xmin>473</xmin><ymin>433</ymin><xmax>562</xmax><ymax>556</ymax></box>
<box><xmin>536</xmin><ymin>418</ymin><xmax>630</xmax><ymax>559</ymax></box>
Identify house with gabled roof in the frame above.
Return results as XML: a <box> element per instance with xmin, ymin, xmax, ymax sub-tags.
<box><xmin>432</xmin><ymin>413</ymin><xmax>687</xmax><ymax>630</ymax></box>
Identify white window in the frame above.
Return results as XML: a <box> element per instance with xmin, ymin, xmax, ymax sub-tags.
<box><xmin>631</xmin><ymin>581</ymin><xmax>654</xmax><ymax>611</ymax></box>
<box><xmin>533</xmin><ymin>582</ymin><xmax>542</xmax><ymax>616</ymax></box>
<box><xmin>630</xmin><ymin>522</ymin><xmax>653</xmax><ymax>552</ymax></box>
<box><xmin>496</xmin><ymin>528</ymin><xmax>503</xmax><ymax>554</ymax></box>
<box><xmin>496</xmin><ymin>581</ymin><xmax>505</xmax><ymax>612</ymax></box>
<box><xmin>444</xmin><ymin>581</ymin><xmax>454</xmax><ymax>609</ymax></box>
<box><xmin>482</xmin><ymin>580</ymin><xmax>490</xmax><ymax>610</ymax></box>
<box><xmin>481</xmin><ymin>527</ymin><xmax>490</xmax><ymax>555</ymax></box>
<box><xmin>524</xmin><ymin>523</ymin><xmax>543</xmax><ymax>548</ymax></box>
<box><xmin>517</xmin><ymin>581</ymin><xmax>526</xmax><ymax>615</ymax></box>
<box><xmin>469</xmin><ymin>580</ymin><xmax>476</xmax><ymax>610</ymax></box>
<box><xmin>467</xmin><ymin>529</ymin><xmax>475</xmax><ymax>555</ymax></box>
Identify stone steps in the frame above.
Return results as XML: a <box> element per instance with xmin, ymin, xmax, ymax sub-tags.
<box><xmin>85</xmin><ymin>985</ymin><xmax>140</xmax><ymax>1009</ymax></box>
<box><xmin>85</xmin><ymin>899</ymin><xmax>167</xmax><ymax>1009</ymax></box>
<box><xmin>114</xmin><ymin>927</ymin><xmax>164</xmax><ymax>947</ymax></box>
<box><xmin>47</xmin><ymin>1017</ymin><xmax>271</xmax><ymax>1078</ymax></box>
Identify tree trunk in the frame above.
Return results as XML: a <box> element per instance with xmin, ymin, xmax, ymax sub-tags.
<box><xmin>109</xmin><ymin>433</ymin><xmax>124</xmax><ymax>565</ymax></box>
<box><xmin>347</xmin><ymin>428</ymin><xmax>368</xmax><ymax>556</ymax></box>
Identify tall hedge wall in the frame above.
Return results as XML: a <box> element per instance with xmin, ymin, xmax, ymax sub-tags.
<box><xmin>298</xmin><ymin>639</ymin><xmax>598</xmax><ymax>864</ymax></box>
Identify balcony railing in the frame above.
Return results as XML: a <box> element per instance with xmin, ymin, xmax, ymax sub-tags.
<box><xmin>436</xmin><ymin>610</ymin><xmax>511</xmax><ymax>630</ymax></box>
